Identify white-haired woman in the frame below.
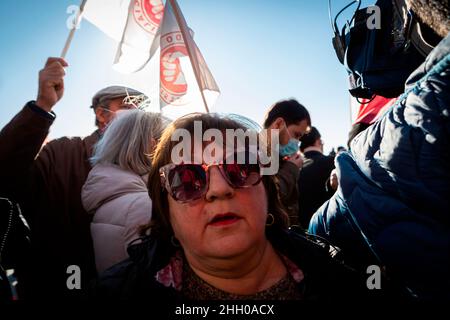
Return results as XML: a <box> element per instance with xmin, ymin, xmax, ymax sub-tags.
<box><xmin>82</xmin><ymin>110</ymin><xmax>170</xmax><ymax>274</ymax></box>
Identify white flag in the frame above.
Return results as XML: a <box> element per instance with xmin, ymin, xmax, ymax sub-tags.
<box><xmin>83</xmin><ymin>0</ymin><xmax>220</xmax><ymax>115</ymax></box>
<box><xmin>83</xmin><ymin>0</ymin><xmax>130</xmax><ymax>42</ymax></box>
<box><xmin>113</xmin><ymin>0</ymin><xmax>164</xmax><ymax>73</ymax></box>
<box><xmin>158</xmin><ymin>0</ymin><xmax>220</xmax><ymax>115</ymax></box>
<box><xmin>83</xmin><ymin>0</ymin><xmax>164</xmax><ymax>73</ymax></box>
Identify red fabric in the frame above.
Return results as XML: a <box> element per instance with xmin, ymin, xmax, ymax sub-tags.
<box><xmin>354</xmin><ymin>96</ymin><xmax>397</xmax><ymax>125</ymax></box>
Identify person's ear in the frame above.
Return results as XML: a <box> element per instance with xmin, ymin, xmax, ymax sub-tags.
<box><xmin>95</xmin><ymin>108</ymin><xmax>107</xmax><ymax>128</ymax></box>
<box><xmin>314</xmin><ymin>138</ymin><xmax>322</xmax><ymax>148</ymax></box>
<box><xmin>272</xmin><ymin>117</ymin><xmax>285</xmax><ymax>130</ymax></box>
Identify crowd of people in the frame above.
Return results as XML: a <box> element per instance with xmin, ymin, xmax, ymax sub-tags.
<box><xmin>0</xmin><ymin>0</ymin><xmax>448</xmax><ymax>303</ymax></box>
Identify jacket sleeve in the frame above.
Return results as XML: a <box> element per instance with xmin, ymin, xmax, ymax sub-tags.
<box><xmin>123</xmin><ymin>195</ymin><xmax>153</xmax><ymax>251</ymax></box>
<box><xmin>276</xmin><ymin>160</ymin><xmax>300</xmax><ymax>201</ymax></box>
<box><xmin>0</xmin><ymin>102</ymin><xmax>55</xmax><ymax>199</ymax></box>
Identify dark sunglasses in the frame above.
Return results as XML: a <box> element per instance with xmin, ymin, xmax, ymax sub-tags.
<box><xmin>160</xmin><ymin>162</ymin><xmax>262</xmax><ymax>203</ymax></box>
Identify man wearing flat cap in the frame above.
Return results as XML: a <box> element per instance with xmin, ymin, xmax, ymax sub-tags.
<box><xmin>0</xmin><ymin>57</ymin><xmax>146</xmax><ymax>299</ymax></box>
<box><xmin>91</xmin><ymin>85</ymin><xmax>147</xmax><ymax>131</ymax></box>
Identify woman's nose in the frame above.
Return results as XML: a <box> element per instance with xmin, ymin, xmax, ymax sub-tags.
<box><xmin>205</xmin><ymin>166</ymin><xmax>234</xmax><ymax>202</ymax></box>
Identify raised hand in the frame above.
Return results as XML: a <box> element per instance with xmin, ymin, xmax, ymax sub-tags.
<box><xmin>36</xmin><ymin>57</ymin><xmax>68</xmax><ymax>112</ymax></box>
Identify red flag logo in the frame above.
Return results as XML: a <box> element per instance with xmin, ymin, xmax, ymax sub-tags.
<box><xmin>160</xmin><ymin>32</ymin><xmax>188</xmax><ymax>104</ymax></box>
<box><xmin>133</xmin><ymin>0</ymin><xmax>164</xmax><ymax>34</ymax></box>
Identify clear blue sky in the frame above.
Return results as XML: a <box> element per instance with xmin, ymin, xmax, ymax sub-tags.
<box><xmin>0</xmin><ymin>0</ymin><xmax>364</xmax><ymax>153</ymax></box>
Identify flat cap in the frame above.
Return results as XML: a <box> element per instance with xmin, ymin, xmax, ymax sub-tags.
<box><xmin>91</xmin><ymin>86</ymin><xmax>147</xmax><ymax>108</ymax></box>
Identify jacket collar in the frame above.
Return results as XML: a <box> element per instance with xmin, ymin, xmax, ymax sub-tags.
<box><xmin>127</xmin><ymin>227</ymin><xmax>345</xmax><ymax>278</ymax></box>
<box><xmin>83</xmin><ymin>130</ymin><xmax>102</xmax><ymax>160</ymax></box>
<box><xmin>406</xmin><ymin>33</ymin><xmax>450</xmax><ymax>89</ymax></box>
<box><xmin>127</xmin><ymin>236</ymin><xmax>177</xmax><ymax>276</ymax></box>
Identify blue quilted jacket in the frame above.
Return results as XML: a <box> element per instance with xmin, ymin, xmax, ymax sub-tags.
<box><xmin>309</xmin><ymin>33</ymin><xmax>450</xmax><ymax>300</ymax></box>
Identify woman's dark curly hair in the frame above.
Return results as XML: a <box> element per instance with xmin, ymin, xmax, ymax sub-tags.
<box><xmin>142</xmin><ymin>113</ymin><xmax>290</xmax><ymax>240</ymax></box>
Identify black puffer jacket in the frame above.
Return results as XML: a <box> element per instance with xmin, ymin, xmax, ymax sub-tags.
<box><xmin>310</xmin><ymin>33</ymin><xmax>450</xmax><ymax>300</ymax></box>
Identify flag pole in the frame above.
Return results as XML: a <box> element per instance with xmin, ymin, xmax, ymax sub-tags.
<box><xmin>168</xmin><ymin>0</ymin><xmax>210</xmax><ymax>113</ymax></box>
<box><xmin>61</xmin><ymin>0</ymin><xmax>88</xmax><ymax>59</ymax></box>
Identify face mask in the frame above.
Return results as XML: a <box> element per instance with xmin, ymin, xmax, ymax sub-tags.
<box><xmin>279</xmin><ymin>124</ymin><xmax>299</xmax><ymax>157</ymax></box>
<box><xmin>279</xmin><ymin>139</ymin><xmax>300</xmax><ymax>157</ymax></box>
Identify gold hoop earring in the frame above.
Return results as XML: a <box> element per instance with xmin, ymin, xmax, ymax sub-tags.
<box><xmin>266</xmin><ymin>213</ymin><xmax>275</xmax><ymax>227</ymax></box>
<box><xmin>171</xmin><ymin>235</ymin><xmax>180</xmax><ymax>247</ymax></box>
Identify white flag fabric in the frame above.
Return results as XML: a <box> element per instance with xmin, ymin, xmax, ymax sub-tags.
<box><xmin>83</xmin><ymin>0</ymin><xmax>220</xmax><ymax>115</ymax></box>
<box><xmin>113</xmin><ymin>0</ymin><xmax>164</xmax><ymax>73</ymax></box>
<box><xmin>158</xmin><ymin>0</ymin><xmax>220</xmax><ymax>115</ymax></box>
<box><xmin>83</xmin><ymin>0</ymin><xmax>163</xmax><ymax>73</ymax></box>
<box><xmin>83</xmin><ymin>0</ymin><xmax>130</xmax><ymax>42</ymax></box>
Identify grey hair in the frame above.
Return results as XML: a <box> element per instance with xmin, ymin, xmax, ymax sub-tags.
<box><xmin>91</xmin><ymin>110</ymin><xmax>171</xmax><ymax>175</ymax></box>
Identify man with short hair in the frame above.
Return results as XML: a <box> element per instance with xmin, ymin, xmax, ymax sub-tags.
<box><xmin>0</xmin><ymin>57</ymin><xmax>146</xmax><ymax>299</ymax></box>
<box><xmin>262</xmin><ymin>99</ymin><xmax>311</xmax><ymax>225</ymax></box>
<box><xmin>297</xmin><ymin>127</ymin><xmax>336</xmax><ymax>228</ymax></box>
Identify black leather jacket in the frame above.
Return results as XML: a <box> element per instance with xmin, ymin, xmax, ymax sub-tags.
<box><xmin>91</xmin><ymin>227</ymin><xmax>388</xmax><ymax>303</ymax></box>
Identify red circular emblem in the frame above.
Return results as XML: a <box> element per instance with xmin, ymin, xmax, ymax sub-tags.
<box><xmin>160</xmin><ymin>32</ymin><xmax>188</xmax><ymax>105</ymax></box>
<box><xmin>133</xmin><ymin>0</ymin><xmax>164</xmax><ymax>34</ymax></box>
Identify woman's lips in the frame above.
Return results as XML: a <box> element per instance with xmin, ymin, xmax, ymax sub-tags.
<box><xmin>208</xmin><ymin>213</ymin><xmax>241</xmax><ymax>227</ymax></box>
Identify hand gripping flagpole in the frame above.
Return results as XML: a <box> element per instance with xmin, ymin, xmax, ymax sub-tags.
<box><xmin>61</xmin><ymin>0</ymin><xmax>88</xmax><ymax>59</ymax></box>
<box><xmin>168</xmin><ymin>0</ymin><xmax>210</xmax><ymax>113</ymax></box>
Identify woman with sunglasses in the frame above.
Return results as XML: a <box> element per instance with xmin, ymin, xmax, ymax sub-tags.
<box><xmin>92</xmin><ymin>113</ymin><xmax>374</xmax><ymax>301</ymax></box>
